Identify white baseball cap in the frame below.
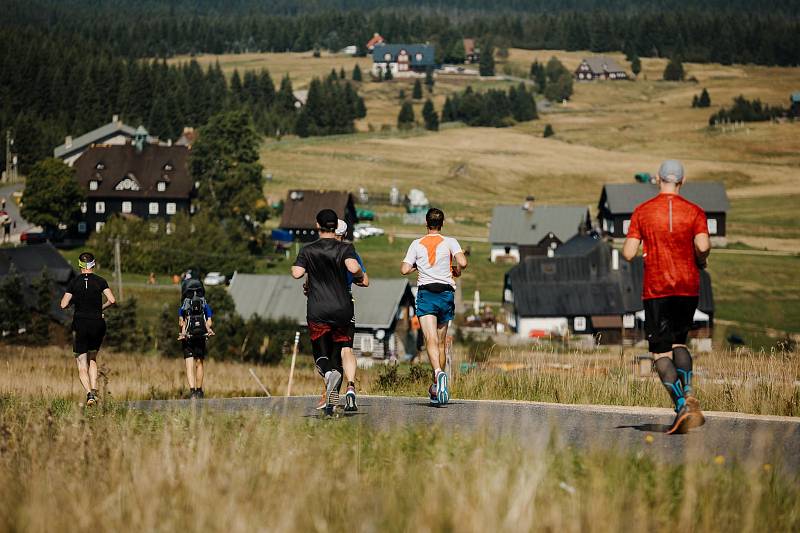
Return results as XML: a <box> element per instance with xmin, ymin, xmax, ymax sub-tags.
<box><xmin>335</xmin><ymin>219</ymin><xmax>348</xmax><ymax>237</ymax></box>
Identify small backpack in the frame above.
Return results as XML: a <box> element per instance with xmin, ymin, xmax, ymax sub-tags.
<box><xmin>180</xmin><ymin>278</ymin><xmax>208</xmax><ymax>338</ymax></box>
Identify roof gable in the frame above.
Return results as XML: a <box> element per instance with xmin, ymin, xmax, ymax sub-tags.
<box><xmin>280</xmin><ymin>190</ymin><xmax>355</xmax><ymax>230</ymax></box>
<box><xmin>73</xmin><ymin>144</ymin><xmax>192</xmax><ymax>199</ymax></box>
<box><xmin>228</xmin><ymin>274</ymin><xmax>411</xmax><ymax>329</ymax></box>
<box><xmin>54</xmin><ymin>120</ymin><xmax>141</xmax><ymax>158</ymax></box>
<box><xmin>0</xmin><ymin>243</ymin><xmax>75</xmax><ymax>284</ymax></box>
<box><xmin>600</xmin><ymin>182</ymin><xmax>730</xmax><ymax>214</ymax></box>
<box><xmin>489</xmin><ymin>205</ymin><xmax>589</xmax><ymax>246</ymax></box>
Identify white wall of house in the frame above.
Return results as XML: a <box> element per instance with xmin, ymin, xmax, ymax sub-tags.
<box><xmin>371</xmin><ymin>62</ymin><xmax>399</xmax><ymax>77</ymax></box>
<box><xmin>517</xmin><ymin>317</ymin><xmax>569</xmax><ymax>338</ymax></box>
<box><xmin>490</xmin><ymin>245</ymin><xmax>520</xmax><ymax>263</ymax></box>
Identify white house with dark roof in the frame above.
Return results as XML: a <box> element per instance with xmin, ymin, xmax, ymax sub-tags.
<box><xmin>489</xmin><ymin>199</ymin><xmax>591</xmax><ymax>263</ymax></box>
<box><xmin>575</xmin><ymin>56</ymin><xmax>628</xmax><ymax>81</ymax></box>
<box><xmin>54</xmin><ymin>115</ymin><xmax>159</xmax><ymax>166</ymax></box>
<box><xmin>372</xmin><ymin>43</ymin><xmax>436</xmax><ymax>78</ymax></box>
<box><xmin>597</xmin><ymin>182</ymin><xmax>730</xmax><ymax>246</ymax></box>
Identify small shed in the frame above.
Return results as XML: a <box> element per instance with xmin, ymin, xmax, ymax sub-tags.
<box><xmin>279</xmin><ymin>190</ymin><xmax>358</xmax><ymax>242</ymax></box>
<box><xmin>228</xmin><ymin>274</ymin><xmax>414</xmax><ymax>358</ymax></box>
<box><xmin>597</xmin><ymin>182</ymin><xmax>730</xmax><ymax>245</ymax></box>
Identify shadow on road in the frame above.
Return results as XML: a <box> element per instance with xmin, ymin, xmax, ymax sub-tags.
<box><xmin>615</xmin><ymin>423</ymin><xmax>672</xmax><ymax>433</ymax></box>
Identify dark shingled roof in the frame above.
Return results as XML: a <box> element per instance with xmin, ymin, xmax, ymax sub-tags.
<box><xmin>489</xmin><ymin>205</ymin><xmax>590</xmax><ymax>246</ymax></box>
<box><xmin>372</xmin><ymin>44</ymin><xmax>436</xmax><ymax>67</ymax></box>
<box><xmin>600</xmin><ymin>182</ymin><xmax>730</xmax><ymax>215</ymax></box>
<box><xmin>507</xmin><ymin>237</ymin><xmax>713</xmax><ymax>317</ymax></box>
<box><xmin>73</xmin><ymin>144</ymin><xmax>193</xmax><ymax>200</ymax></box>
<box><xmin>280</xmin><ymin>190</ymin><xmax>355</xmax><ymax>230</ymax></box>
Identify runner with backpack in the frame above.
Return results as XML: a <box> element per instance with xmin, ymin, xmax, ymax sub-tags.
<box><xmin>178</xmin><ymin>271</ymin><xmax>214</xmax><ymax>399</ymax></box>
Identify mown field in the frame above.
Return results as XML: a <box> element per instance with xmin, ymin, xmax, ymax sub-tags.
<box><xmin>2</xmin><ymin>397</ymin><xmax>797</xmax><ymax>533</ymax></box>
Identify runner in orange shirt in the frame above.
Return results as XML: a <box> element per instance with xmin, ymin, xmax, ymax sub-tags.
<box><xmin>623</xmin><ymin>160</ymin><xmax>711</xmax><ymax>434</ymax></box>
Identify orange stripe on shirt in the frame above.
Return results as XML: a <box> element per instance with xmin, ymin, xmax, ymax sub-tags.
<box><xmin>420</xmin><ymin>234</ymin><xmax>444</xmax><ymax>267</ymax></box>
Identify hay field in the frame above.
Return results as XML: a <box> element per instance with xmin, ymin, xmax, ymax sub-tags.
<box><xmin>249</xmin><ymin>49</ymin><xmax>800</xmax><ymax>251</ymax></box>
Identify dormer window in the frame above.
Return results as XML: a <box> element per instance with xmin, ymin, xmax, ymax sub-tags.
<box><xmin>157</xmin><ymin>182</ymin><xmax>167</xmax><ymax>192</ymax></box>
<box><xmin>115</xmin><ymin>174</ymin><xmax>141</xmax><ymax>191</ymax></box>
<box><xmin>95</xmin><ymin>162</ymin><xmax>105</xmax><ymax>170</ymax></box>
<box><xmin>383</xmin><ymin>52</ymin><xmax>392</xmax><ymax>61</ymax></box>
<box><xmin>415</xmin><ymin>52</ymin><xmax>423</xmax><ymax>61</ymax></box>
<box><xmin>89</xmin><ymin>180</ymin><xmax>99</xmax><ymax>191</ymax></box>
<box><xmin>163</xmin><ymin>163</ymin><xmax>174</xmax><ymax>171</ymax></box>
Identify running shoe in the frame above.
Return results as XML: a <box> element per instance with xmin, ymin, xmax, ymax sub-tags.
<box><xmin>685</xmin><ymin>396</ymin><xmax>705</xmax><ymax>429</ymax></box>
<box><xmin>86</xmin><ymin>392</ymin><xmax>96</xmax><ymax>406</ymax></box>
<box><xmin>665</xmin><ymin>404</ymin><xmax>693</xmax><ymax>435</ymax></box>
<box><xmin>344</xmin><ymin>385</ymin><xmax>358</xmax><ymax>412</ymax></box>
<box><xmin>324</xmin><ymin>370</ymin><xmax>342</xmax><ymax>416</ymax></box>
<box><xmin>436</xmin><ymin>370</ymin><xmax>449</xmax><ymax>405</ymax></box>
<box><xmin>315</xmin><ymin>392</ymin><xmax>327</xmax><ymax>410</ymax></box>
<box><xmin>196</xmin><ymin>388</ymin><xmax>204</xmax><ymax>399</ymax></box>
<box><xmin>428</xmin><ymin>383</ymin><xmax>439</xmax><ymax>405</ymax></box>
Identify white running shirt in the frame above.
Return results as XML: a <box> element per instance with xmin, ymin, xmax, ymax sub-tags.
<box><xmin>402</xmin><ymin>233</ymin><xmax>463</xmax><ymax>289</ymax></box>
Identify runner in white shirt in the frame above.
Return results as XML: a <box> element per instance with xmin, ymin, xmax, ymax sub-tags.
<box><xmin>400</xmin><ymin>208</ymin><xmax>467</xmax><ymax>405</ymax></box>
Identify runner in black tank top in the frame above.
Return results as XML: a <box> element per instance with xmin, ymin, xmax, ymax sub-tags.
<box><xmin>60</xmin><ymin>252</ymin><xmax>116</xmax><ymax>405</ymax></box>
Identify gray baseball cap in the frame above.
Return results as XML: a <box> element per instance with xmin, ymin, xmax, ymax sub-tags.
<box><xmin>658</xmin><ymin>159</ymin><xmax>684</xmax><ymax>183</ymax></box>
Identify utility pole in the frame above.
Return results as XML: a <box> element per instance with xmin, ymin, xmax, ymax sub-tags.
<box><xmin>114</xmin><ymin>237</ymin><xmax>123</xmax><ymax>301</ymax></box>
<box><xmin>3</xmin><ymin>130</ymin><xmax>12</xmax><ymax>183</ymax></box>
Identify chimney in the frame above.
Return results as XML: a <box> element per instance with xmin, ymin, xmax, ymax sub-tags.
<box><xmin>112</xmin><ymin>114</ymin><xmax>119</xmax><ymax>123</ymax></box>
<box><xmin>612</xmin><ymin>249</ymin><xmax>620</xmax><ymax>270</ymax></box>
<box><xmin>522</xmin><ymin>195</ymin><xmax>535</xmax><ymax>212</ymax></box>
<box><xmin>65</xmin><ymin>135</ymin><xmax>72</xmax><ymax>148</ymax></box>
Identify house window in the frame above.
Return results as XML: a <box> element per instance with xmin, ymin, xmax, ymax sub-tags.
<box><xmin>95</xmin><ymin>221</ymin><xmax>105</xmax><ymax>233</ymax></box>
<box><xmin>149</xmin><ymin>202</ymin><xmax>159</xmax><ymax>215</ymax></box>
<box><xmin>166</xmin><ymin>202</ymin><xmax>176</xmax><ymax>215</ymax></box>
<box><xmin>80</xmin><ymin>202</ymin><xmax>87</xmax><ymax>214</ymax></box>
<box><xmin>163</xmin><ymin>163</ymin><xmax>173</xmax><ymax>171</ymax></box>
<box><xmin>574</xmin><ymin>316</ymin><xmax>587</xmax><ymax>331</ymax></box>
<box><xmin>622</xmin><ymin>219</ymin><xmax>630</xmax><ymax>235</ymax></box>
<box><xmin>384</xmin><ymin>52</ymin><xmax>392</xmax><ymax>61</ymax></box>
<box><xmin>707</xmin><ymin>218</ymin><xmax>718</xmax><ymax>235</ymax></box>
<box><xmin>415</xmin><ymin>52</ymin><xmax>423</xmax><ymax>61</ymax></box>
<box><xmin>165</xmin><ymin>222</ymin><xmax>174</xmax><ymax>235</ymax></box>
<box><xmin>122</xmin><ymin>201</ymin><xmax>132</xmax><ymax>214</ymax></box>
<box><xmin>95</xmin><ymin>162</ymin><xmax>105</xmax><ymax>170</ymax></box>
<box><xmin>78</xmin><ymin>222</ymin><xmax>87</xmax><ymax>234</ymax></box>
<box><xmin>157</xmin><ymin>182</ymin><xmax>167</xmax><ymax>192</ymax></box>
<box><xmin>95</xmin><ymin>201</ymin><xmax>105</xmax><ymax>214</ymax></box>
<box><xmin>89</xmin><ymin>180</ymin><xmax>99</xmax><ymax>191</ymax></box>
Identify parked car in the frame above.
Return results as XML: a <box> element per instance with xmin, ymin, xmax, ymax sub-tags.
<box><xmin>353</xmin><ymin>224</ymin><xmax>385</xmax><ymax>240</ymax></box>
<box><xmin>203</xmin><ymin>272</ymin><xmax>226</xmax><ymax>286</ymax></box>
<box><xmin>20</xmin><ymin>231</ymin><xmax>48</xmax><ymax>244</ymax></box>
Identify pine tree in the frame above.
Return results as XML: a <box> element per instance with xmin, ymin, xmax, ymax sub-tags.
<box><xmin>630</xmin><ymin>55</ymin><xmax>642</xmax><ymax>77</ymax></box>
<box><xmin>329</xmin><ymin>68</ymin><xmax>338</xmax><ymax>81</ymax></box>
<box><xmin>29</xmin><ymin>268</ymin><xmax>53</xmax><ymax>346</ymax></box>
<box><xmin>530</xmin><ymin>61</ymin><xmax>547</xmax><ymax>93</ymax></box>
<box><xmin>663</xmin><ymin>57</ymin><xmax>685</xmax><ymax>81</ymax></box>
<box><xmin>397</xmin><ymin>101</ymin><xmax>415</xmax><ymax>130</ymax></box>
<box><xmin>0</xmin><ymin>265</ymin><xmax>30</xmax><ymax>337</ymax></box>
<box><xmin>699</xmin><ymin>88</ymin><xmax>711</xmax><ymax>107</ymax></box>
<box><xmin>442</xmin><ymin>97</ymin><xmax>454</xmax><ymax>122</ymax></box>
<box><xmin>543</xmin><ymin>124</ymin><xmax>555</xmax><ymax>137</ymax></box>
<box><xmin>352</xmin><ymin>64</ymin><xmax>363</xmax><ymax>82</ymax></box>
<box><xmin>340</xmin><ymin>67</ymin><xmax>346</xmax><ymax>79</ymax></box>
<box><xmin>384</xmin><ymin>68</ymin><xmax>393</xmax><ymax>81</ymax></box>
<box><xmin>425</xmin><ymin>67</ymin><xmax>435</xmax><ymax>91</ymax></box>
<box><xmin>412</xmin><ymin>79</ymin><xmax>423</xmax><ymax>99</ymax></box>
<box><xmin>422</xmin><ymin>99</ymin><xmax>439</xmax><ymax>131</ymax></box>
<box><xmin>295</xmin><ymin>109</ymin><xmax>311</xmax><ymax>138</ymax></box>
<box><xmin>230</xmin><ymin>69</ymin><xmax>244</xmax><ymax>103</ymax></box>
<box><xmin>479</xmin><ymin>43</ymin><xmax>495</xmax><ymax>76</ymax></box>
<box><xmin>356</xmin><ymin>96</ymin><xmax>367</xmax><ymax>119</ymax></box>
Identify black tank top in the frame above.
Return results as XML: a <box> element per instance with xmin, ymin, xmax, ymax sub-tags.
<box><xmin>66</xmin><ymin>273</ymin><xmax>109</xmax><ymax>319</ymax></box>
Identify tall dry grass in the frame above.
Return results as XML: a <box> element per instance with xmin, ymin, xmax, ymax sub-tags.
<box><xmin>2</xmin><ymin>344</ymin><xmax>798</xmax><ymax>416</ymax></box>
<box><xmin>0</xmin><ymin>399</ymin><xmax>797</xmax><ymax>533</ymax></box>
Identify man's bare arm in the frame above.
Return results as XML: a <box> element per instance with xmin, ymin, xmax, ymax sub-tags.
<box><xmin>694</xmin><ymin>233</ymin><xmax>711</xmax><ymax>267</ymax></box>
<box><xmin>60</xmin><ymin>292</ymin><xmax>73</xmax><ymax>310</ymax></box>
<box><xmin>454</xmin><ymin>251</ymin><xmax>468</xmax><ymax>269</ymax></box>
<box><xmin>622</xmin><ymin>238</ymin><xmax>641</xmax><ymax>262</ymax></box>
<box><xmin>400</xmin><ymin>262</ymin><xmax>416</xmax><ymax>276</ymax></box>
<box><xmin>345</xmin><ymin>258</ymin><xmax>365</xmax><ymax>285</ymax></box>
<box><xmin>291</xmin><ymin>266</ymin><xmax>306</xmax><ymax>279</ymax></box>
<box><xmin>102</xmin><ymin>288</ymin><xmax>116</xmax><ymax>310</ymax></box>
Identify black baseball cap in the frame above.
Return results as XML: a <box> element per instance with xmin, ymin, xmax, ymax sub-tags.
<box><xmin>316</xmin><ymin>209</ymin><xmax>338</xmax><ymax>231</ymax></box>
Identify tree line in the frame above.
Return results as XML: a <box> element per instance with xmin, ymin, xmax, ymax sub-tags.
<box><xmin>441</xmin><ymin>84</ymin><xmax>538</xmax><ymax>128</ymax></box>
<box><xmin>5</xmin><ymin>0</ymin><xmax>798</xmax><ymax>68</ymax></box>
<box><xmin>708</xmin><ymin>96</ymin><xmax>788</xmax><ymax>125</ymax></box>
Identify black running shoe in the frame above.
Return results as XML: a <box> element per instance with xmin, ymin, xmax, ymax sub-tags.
<box><xmin>86</xmin><ymin>392</ymin><xmax>96</xmax><ymax>406</ymax></box>
<box><xmin>344</xmin><ymin>385</ymin><xmax>358</xmax><ymax>412</ymax></box>
<box><xmin>196</xmin><ymin>388</ymin><xmax>204</xmax><ymax>399</ymax></box>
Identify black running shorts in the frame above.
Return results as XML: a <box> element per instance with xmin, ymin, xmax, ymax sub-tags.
<box><xmin>183</xmin><ymin>336</ymin><xmax>207</xmax><ymax>359</ymax></box>
<box><xmin>342</xmin><ymin>320</ymin><xmax>356</xmax><ymax>349</ymax></box>
<box><xmin>73</xmin><ymin>318</ymin><xmax>106</xmax><ymax>355</ymax></box>
<box><xmin>644</xmin><ymin>296</ymin><xmax>698</xmax><ymax>354</ymax></box>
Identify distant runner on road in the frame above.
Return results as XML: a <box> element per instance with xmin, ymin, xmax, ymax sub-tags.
<box><xmin>623</xmin><ymin>160</ymin><xmax>711</xmax><ymax>434</ymax></box>
<box><xmin>292</xmin><ymin>209</ymin><xmax>366</xmax><ymax>416</ymax></box>
<box><xmin>401</xmin><ymin>207</ymin><xmax>467</xmax><ymax>405</ymax></box>
<box><xmin>60</xmin><ymin>252</ymin><xmax>116</xmax><ymax>406</ymax></box>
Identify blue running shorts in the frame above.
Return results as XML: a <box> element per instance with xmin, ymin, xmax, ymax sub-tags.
<box><xmin>416</xmin><ymin>288</ymin><xmax>455</xmax><ymax>324</ymax></box>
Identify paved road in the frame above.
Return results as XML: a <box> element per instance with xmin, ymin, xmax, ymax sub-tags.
<box><xmin>130</xmin><ymin>395</ymin><xmax>800</xmax><ymax>471</ymax></box>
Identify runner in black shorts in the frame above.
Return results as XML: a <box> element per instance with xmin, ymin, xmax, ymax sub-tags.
<box><xmin>60</xmin><ymin>252</ymin><xmax>116</xmax><ymax>406</ymax></box>
<box><xmin>291</xmin><ymin>209</ymin><xmax>366</xmax><ymax>416</ymax></box>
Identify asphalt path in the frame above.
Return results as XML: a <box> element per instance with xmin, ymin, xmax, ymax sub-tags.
<box><xmin>130</xmin><ymin>395</ymin><xmax>800</xmax><ymax>471</ymax></box>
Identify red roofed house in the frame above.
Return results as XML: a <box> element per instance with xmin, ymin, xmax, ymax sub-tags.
<box><xmin>366</xmin><ymin>33</ymin><xmax>385</xmax><ymax>51</ymax></box>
